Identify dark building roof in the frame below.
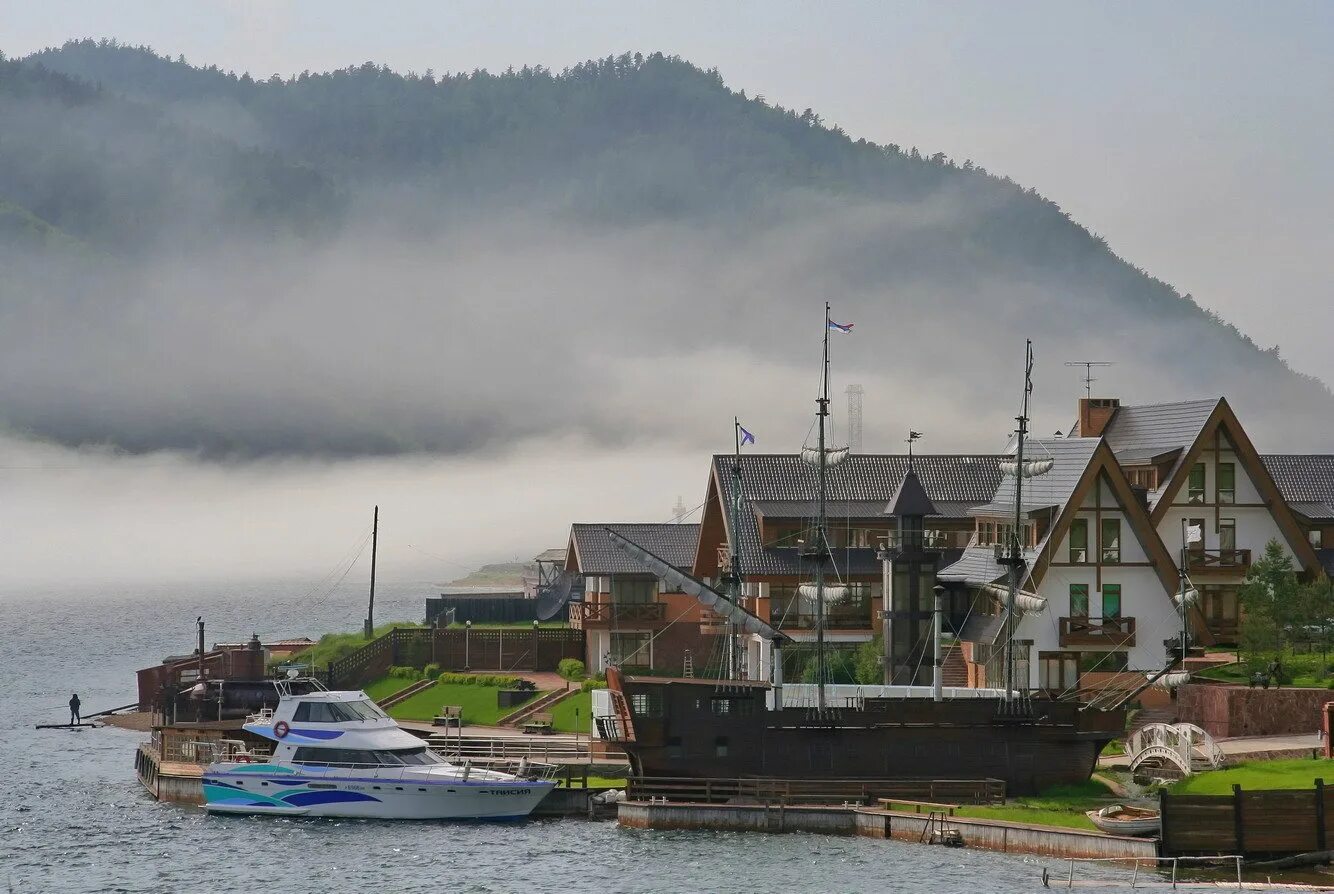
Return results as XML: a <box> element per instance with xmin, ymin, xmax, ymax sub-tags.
<box><xmin>887</xmin><ymin>467</ymin><xmax>938</xmax><ymax>517</ymax></box>
<box><xmin>1263</xmin><ymin>455</ymin><xmax>1334</xmax><ymax>521</ymax></box>
<box><xmin>1098</xmin><ymin>399</ymin><xmax>1220</xmax><ymax>509</ymax></box>
<box><xmin>974</xmin><ymin>438</ymin><xmax>1099</xmax><ymax>519</ymax></box>
<box><xmin>715</xmin><ymin>454</ymin><xmax>1002</xmax><ymax>578</ymax></box>
<box><xmin>569</xmin><ymin>523</ymin><xmax>700</xmax><ymax>576</ymax></box>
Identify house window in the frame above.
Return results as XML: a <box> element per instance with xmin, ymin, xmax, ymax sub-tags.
<box><xmin>1126</xmin><ymin>468</ymin><xmax>1158</xmax><ymax>490</ymax></box>
<box><xmin>710</xmin><ymin>697</ymin><xmax>730</xmax><ymax>716</ymax></box>
<box><xmin>1310</xmin><ymin>529</ymin><xmax>1324</xmax><ymax>548</ymax></box>
<box><xmin>610</xmin><ymin>632</ymin><xmax>652</xmax><ymax>667</ymax></box>
<box><xmin>1100</xmin><ymin>584</ymin><xmax>1121</xmax><ymax>619</ymax></box>
<box><xmin>1219</xmin><ymin>519</ymin><xmax>1236</xmax><ymax>552</ymax></box>
<box><xmin>1217</xmin><ymin>463</ymin><xmax>1235</xmax><ymax>504</ymax></box>
<box><xmin>1078</xmin><ymin>651</ymin><xmax>1129</xmax><ymax>673</ymax></box>
<box><xmin>1187</xmin><ymin>464</ymin><xmax>1206</xmax><ymax>504</ymax></box>
<box><xmin>1187</xmin><ymin>517</ymin><xmax>1206</xmax><ymax>553</ymax></box>
<box><xmin>1069</xmin><ymin>518</ymin><xmax>1088</xmax><ymax>563</ymax></box>
<box><xmin>1100</xmin><ymin>518</ymin><xmax>1121</xmax><ymax>564</ymax></box>
<box><xmin>1069</xmin><ymin>584</ymin><xmax>1089</xmax><ymax>618</ymax></box>
<box><xmin>1039</xmin><ymin>652</ymin><xmax>1079</xmax><ymax>693</ymax></box>
<box><xmin>715</xmin><ymin>737</ymin><xmax>730</xmax><ymax>757</ymax></box>
<box><xmin>611</xmin><ymin>577</ymin><xmax>656</xmax><ymax>603</ymax></box>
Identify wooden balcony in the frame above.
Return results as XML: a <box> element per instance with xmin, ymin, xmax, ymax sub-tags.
<box><xmin>571</xmin><ymin>601</ymin><xmax>667</xmax><ymax>629</ymax></box>
<box><xmin>1058</xmin><ymin>616</ymin><xmax>1136</xmax><ymax>648</ymax></box>
<box><xmin>1186</xmin><ymin>549</ymin><xmax>1251</xmax><ymax>575</ymax></box>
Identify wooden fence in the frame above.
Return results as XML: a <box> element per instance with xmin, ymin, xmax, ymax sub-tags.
<box><xmin>329</xmin><ymin>626</ymin><xmax>584</xmax><ymax>688</ymax></box>
<box><xmin>628</xmin><ymin>776</ymin><xmax>1005</xmax><ymax>806</ymax></box>
<box><xmin>1160</xmin><ymin>780</ymin><xmax>1330</xmax><ymax>857</ymax></box>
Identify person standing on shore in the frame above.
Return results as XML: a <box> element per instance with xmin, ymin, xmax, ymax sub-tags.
<box><xmin>69</xmin><ymin>693</ymin><xmax>81</xmax><ymax>725</ymax></box>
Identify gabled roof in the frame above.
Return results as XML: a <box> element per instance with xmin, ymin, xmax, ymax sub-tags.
<box><xmin>1262</xmin><ymin>455</ymin><xmax>1334</xmax><ymax>521</ymax></box>
<box><xmin>1099</xmin><ymin>398</ymin><xmax>1220</xmax><ymax>509</ymax></box>
<box><xmin>567</xmin><ymin>523</ymin><xmax>700</xmax><ymax>575</ymax></box>
<box><xmin>971</xmin><ymin>438</ymin><xmax>1100</xmax><ymax>519</ymax></box>
<box><xmin>887</xmin><ymin>467</ymin><xmax>938</xmax><ymax>517</ymax></box>
<box><xmin>707</xmin><ymin>454</ymin><xmax>1003</xmax><ymax>578</ymax></box>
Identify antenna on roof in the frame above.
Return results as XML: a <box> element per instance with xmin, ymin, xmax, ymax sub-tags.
<box><xmin>1064</xmin><ymin>361</ymin><xmax>1115</xmax><ymax>400</ymax></box>
<box><xmin>671</xmin><ymin>495</ymin><xmax>688</xmax><ymax>523</ymax></box>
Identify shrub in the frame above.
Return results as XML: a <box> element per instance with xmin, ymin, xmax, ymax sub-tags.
<box><xmin>435</xmin><ymin>672</ymin><xmax>523</xmax><ymax>687</ymax></box>
<box><xmin>389</xmin><ymin>665</ymin><xmax>423</xmax><ymax>680</ymax></box>
<box><xmin>423</xmin><ymin>663</ymin><xmax>441</xmax><ymax>678</ymax></box>
<box><xmin>557</xmin><ymin>658</ymin><xmax>587</xmax><ymax>681</ymax></box>
<box><xmin>581</xmin><ymin>675</ymin><xmax>608</xmax><ymax>692</ymax></box>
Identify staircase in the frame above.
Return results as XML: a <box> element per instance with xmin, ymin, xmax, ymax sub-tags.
<box><xmin>377</xmin><ymin>678</ymin><xmax>434</xmax><ymax>709</ymax></box>
<box><xmin>941</xmin><ymin>644</ymin><xmax>968</xmax><ymax>688</ymax></box>
<box><xmin>500</xmin><ymin>688</ymin><xmax>574</xmax><ymax>727</ymax></box>
<box><xmin>1127</xmin><ymin>706</ymin><xmax>1178</xmax><ymax>739</ymax></box>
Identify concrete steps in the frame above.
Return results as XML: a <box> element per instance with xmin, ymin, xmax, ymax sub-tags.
<box><xmin>942</xmin><ymin>644</ymin><xmax>968</xmax><ymax>688</ymax></box>
<box><xmin>376</xmin><ymin>678</ymin><xmax>434</xmax><ymax>709</ymax></box>
<box><xmin>500</xmin><ymin>687</ymin><xmax>575</xmax><ymax>727</ymax></box>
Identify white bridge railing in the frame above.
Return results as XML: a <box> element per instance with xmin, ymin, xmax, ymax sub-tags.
<box><xmin>1127</xmin><ymin>723</ymin><xmax>1224</xmax><ymax>777</ymax></box>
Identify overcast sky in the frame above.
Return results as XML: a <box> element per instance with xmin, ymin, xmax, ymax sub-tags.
<box><xmin>7</xmin><ymin>0</ymin><xmax>1331</xmax><ymax>387</ymax></box>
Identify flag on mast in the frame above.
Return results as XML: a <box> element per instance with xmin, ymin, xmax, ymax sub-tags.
<box><xmin>738</xmin><ymin>424</ymin><xmax>756</xmax><ymax>447</ymax></box>
<box><xmin>827</xmin><ymin>320</ymin><xmax>854</xmax><ymax>333</ymax></box>
<box><xmin>1185</xmin><ymin>523</ymin><xmax>1203</xmax><ymax>544</ymax></box>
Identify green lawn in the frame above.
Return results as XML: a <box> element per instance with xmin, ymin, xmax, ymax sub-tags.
<box><xmin>558</xmin><ymin>774</ymin><xmax>628</xmax><ymax>789</ymax></box>
<box><xmin>363</xmin><ymin>676</ymin><xmax>417</xmax><ymax>703</ymax></box>
<box><xmin>1195</xmin><ymin>650</ymin><xmax>1332</xmax><ymax>688</ymax></box>
<box><xmin>924</xmin><ymin>781</ymin><xmax>1117</xmax><ymax>832</ymax></box>
<box><xmin>1170</xmin><ymin>759</ymin><xmax>1334</xmax><ymax>795</ymax></box>
<box><xmin>549</xmin><ymin>690</ymin><xmax>592</xmax><ymax>734</ymax></box>
<box><xmin>386</xmin><ymin>681</ymin><xmax>545</xmax><ymax>726</ymax></box>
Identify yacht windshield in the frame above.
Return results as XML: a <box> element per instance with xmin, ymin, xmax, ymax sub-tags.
<box><xmin>292</xmin><ymin>699</ymin><xmax>387</xmax><ymax>723</ymax></box>
<box><xmin>292</xmin><ymin>746</ymin><xmax>441</xmax><ymax>767</ymax></box>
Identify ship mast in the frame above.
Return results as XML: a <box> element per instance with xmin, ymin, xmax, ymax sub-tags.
<box><xmin>726</xmin><ymin>416</ymin><xmax>747</xmax><ymax>680</ymax></box>
<box><xmin>814</xmin><ymin>303</ymin><xmax>833</xmax><ymax>711</ymax></box>
<box><xmin>1002</xmin><ymin>341</ymin><xmax>1034</xmax><ymax>704</ymax></box>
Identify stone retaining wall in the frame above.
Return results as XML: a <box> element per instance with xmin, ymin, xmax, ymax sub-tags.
<box><xmin>1177</xmin><ymin>683</ymin><xmax>1332</xmax><ymax>738</ymax></box>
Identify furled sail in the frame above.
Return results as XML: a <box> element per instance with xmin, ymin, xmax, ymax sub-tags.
<box><xmin>800</xmin><ymin>445</ymin><xmax>850</xmax><ymax>467</ymax></box>
<box><xmin>1151</xmin><ymin>671</ymin><xmax>1191</xmax><ymax>690</ymax></box>
<box><xmin>1174</xmin><ymin>588</ymin><xmax>1199</xmax><ymax>608</ymax></box>
<box><xmin>999</xmin><ymin>458</ymin><xmax>1054</xmax><ymax>478</ymax></box>
<box><xmin>981</xmin><ymin>582</ymin><xmax>1047</xmax><ymax>614</ymax></box>
<box><xmin>798</xmin><ymin>583</ymin><xmax>849</xmax><ymax>606</ymax></box>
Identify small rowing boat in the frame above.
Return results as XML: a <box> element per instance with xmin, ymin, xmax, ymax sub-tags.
<box><xmin>1085</xmin><ymin>804</ymin><xmax>1160</xmax><ymax>836</ymax></box>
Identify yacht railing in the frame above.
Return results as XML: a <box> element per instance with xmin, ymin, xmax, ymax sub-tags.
<box><xmin>273</xmin><ymin>758</ymin><xmax>562</xmax><ymax>783</ymax></box>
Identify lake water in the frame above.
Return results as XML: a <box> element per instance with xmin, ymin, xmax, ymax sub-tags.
<box><xmin>1</xmin><ymin>583</ymin><xmax>1129</xmax><ymax>893</ymax></box>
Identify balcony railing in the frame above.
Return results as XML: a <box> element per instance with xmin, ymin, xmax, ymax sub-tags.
<box><xmin>1186</xmin><ymin>548</ymin><xmax>1251</xmax><ymax>573</ymax></box>
<box><xmin>572</xmin><ymin>602</ymin><xmax>667</xmax><ymax>626</ymax></box>
<box><xmin>881</xmin><ymin>529</ymin><xmax>975</xmax><ymax>551</ymax></box>
<box><xmin>1059</xmin><ymin>616</ymin><xmax>1136</xmax><ymax>648</ymax></box>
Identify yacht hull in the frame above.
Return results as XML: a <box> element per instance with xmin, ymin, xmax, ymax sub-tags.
<box><xmin>202</xmin><ymin>766</ymin><xmax>554</xmax><ymax>820</ymax></box>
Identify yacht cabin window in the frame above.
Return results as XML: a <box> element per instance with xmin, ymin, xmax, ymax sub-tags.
<box><xmin>292</xmin><ymin>699</ymin><xmax>386</xmax><ymax>723</ymax></box>
<box><xmin>292</xmin><ymin>746</ymin><xmax>439</xmax><ymax>766</ymax></box>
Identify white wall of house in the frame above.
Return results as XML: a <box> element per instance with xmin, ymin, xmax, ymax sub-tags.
<box><xmin>1154</xmin><ymin>436</ymin><xmax>1298</xmax><ymax>563</ymax></box>
<box><xmin>1017</xmin><ymin>475</ymin><xmax>1176</xmax><ymax>689</ymax></box>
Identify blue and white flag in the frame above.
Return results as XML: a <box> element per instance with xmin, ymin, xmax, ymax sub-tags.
<box><xmin>827</xmin><ymin>319</ymin><xmax>854</xmax><ymax>333</ymax></box>
<box><xmin>738</xmin><ymin>425</ymin><xmax>756</xmax><ymax>447</ymax></box>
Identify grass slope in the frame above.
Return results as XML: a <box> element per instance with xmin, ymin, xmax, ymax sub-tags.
<box><xmin>1170</xmin><ymin>759</ymin><xmax>1333</xmax><ymax>795</ymax></box>
<box><xmin>363</xmin><ymin>676</ymin><xmax>417</xmax><ymax>703</ymax></box>
<box><xmin>549</xmin><ymin>690</ymin><xmax>592</xmax><ymax>734</ymax></box>
<box><xmin>386</xmin><ymin>681</ymin><xmax>543</xmax><ymax>725</ymax></box>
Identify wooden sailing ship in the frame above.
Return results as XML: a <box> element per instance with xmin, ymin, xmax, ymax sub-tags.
<box><xmin>596</xmin><ymin>312</ymin><xmax>1130</xmax><ymax>795</ymax></box>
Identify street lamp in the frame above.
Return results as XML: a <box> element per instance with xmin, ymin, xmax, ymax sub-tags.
<box><xmin>532</xmin><ymin>619</ymin><xmax>540</xmax><ymax>672</ymax></box>
<box><xmin>464</xmin><ymin>620</ymin><xmax>471</xmax><ymax>672</ymax></box>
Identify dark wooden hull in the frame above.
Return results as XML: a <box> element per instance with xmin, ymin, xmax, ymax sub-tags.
<box><xmin>615</xmin><ymin>678</ymin><xmax>1122</xmax><ymax>796</ymax></box>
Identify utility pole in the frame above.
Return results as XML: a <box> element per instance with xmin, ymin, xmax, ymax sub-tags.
<box><xmin>365</xmin><ymin>506</ymin><xmax>379</xmax><ymax>638</ymax></box>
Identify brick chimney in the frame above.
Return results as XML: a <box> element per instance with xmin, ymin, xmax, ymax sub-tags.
<box><xmin>1078</xmin><ymin>398</ymin><xmax>1119</xmax><ymax>438</ymax></box>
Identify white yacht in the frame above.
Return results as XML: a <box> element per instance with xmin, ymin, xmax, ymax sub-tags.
<box><xmin>203</xmin><ymin>680</ymin><xmax>556</xmax><ymax>819</ymax></box>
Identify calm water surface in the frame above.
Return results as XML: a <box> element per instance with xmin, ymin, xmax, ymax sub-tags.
<box><xmin>1</xmin><ymin>584</ymin><xmax>1130</xmax><ymax>893</ymax></box>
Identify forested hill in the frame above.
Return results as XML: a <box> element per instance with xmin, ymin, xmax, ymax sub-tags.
<box><xmin>0</xmin><ymin>40</ymin><xmax>1330</xmax><ymax>456</ymax></box>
